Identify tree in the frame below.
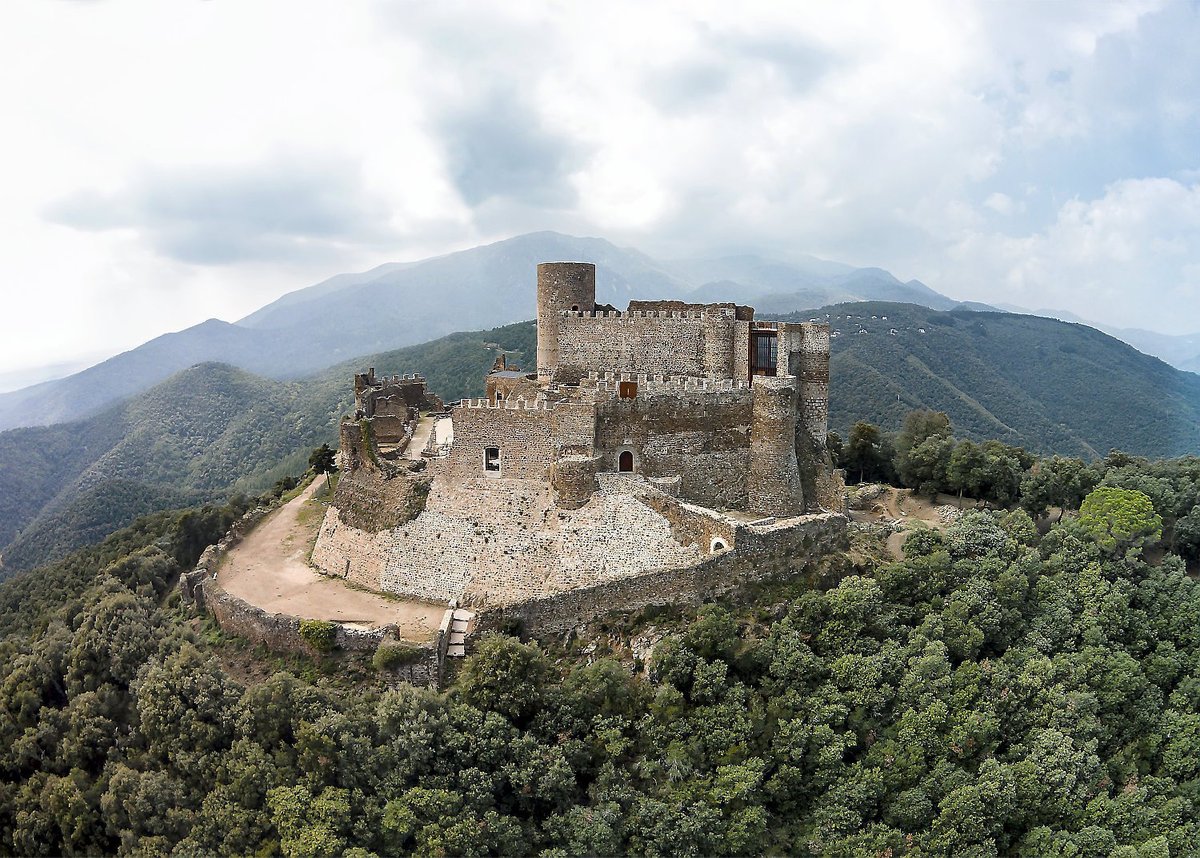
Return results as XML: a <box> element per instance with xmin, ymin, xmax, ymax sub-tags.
<box><xmin>948</xmin><ymin>440</ymin><xmax>987</xmax><ymax>504</ymax></box>
<box><xmin>308</xmin><ymin>444</ymin><xmax>338</xmax><ymax>495</ymax></box>
<box><xmin>1021</xmin><ymin>457</ymin><xmax>1098</xmax><ymax>520</ymax></box>
<box><xmin>1078</xmin><ymin>487</ymin><xmax>1163</xmax><ymax>554</ymax></box>
<box><xmin>845</xmin><ymin>422</ymin><xmax>889</xmax><ymax>484</ymax></box>
<box><xmin>458</xmin><ymin>633</ymin><xmax>551</xmax><ymax>724</ymax></box>
<box><xmin>895</xmin><ymin>410</ymin><xmax>952</xmax><ymax>458</ymax></box>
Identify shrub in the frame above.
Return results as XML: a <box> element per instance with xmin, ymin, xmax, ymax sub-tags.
<box><xmin>372</xmin><ymin>641</ymin><xmax>423</xmax><ymax>671</ymax></box>
<box><xmin>298</xmin><ymin>619</ymin><xmax>338</xmax><ymax>652</ymax></box>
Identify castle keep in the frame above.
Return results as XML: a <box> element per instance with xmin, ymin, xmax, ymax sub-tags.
<box><xmin>312</xmin><ymin>262</ymin><xmax>847</xmax><ymax>632</ymax></box>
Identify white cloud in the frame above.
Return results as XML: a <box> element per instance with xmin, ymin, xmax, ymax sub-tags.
<box><xmin>0</xmin><ymin>0</ymin><xmax>1197</xmax><ymax>377</ymax></box>
<box><xmin>941</xmin><ymin>177</ymin><xmax>1200</xmax><ymax>332</ymax></box>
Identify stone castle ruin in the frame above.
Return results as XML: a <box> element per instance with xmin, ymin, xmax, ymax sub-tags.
<box><xmin>312</xmin><ymin>262</ymin><xmax>847</xmax><ymax>633</ymax></box>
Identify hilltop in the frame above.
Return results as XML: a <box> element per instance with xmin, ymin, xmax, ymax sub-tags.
<box><xmin>5</xmin><ymin>301</ymin><xmax>1200</xmax><ymax>573</ymax></box>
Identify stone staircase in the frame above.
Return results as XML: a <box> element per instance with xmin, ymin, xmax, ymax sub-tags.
<box><xmin>442</xmin><ymin>608</ymin><xmax>474</xmax><ymax>658</ymax></box>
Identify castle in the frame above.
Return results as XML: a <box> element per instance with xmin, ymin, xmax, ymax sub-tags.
<box><xmin>311</xmin><ymin>262</ymin><xmax>847</xmax><ymax>633</ymax></box>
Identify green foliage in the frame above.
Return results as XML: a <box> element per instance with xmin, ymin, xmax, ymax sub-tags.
<box><xmin>299</xmin><ymin>620</ymin><xmax>338</xmax><ymax>653</ymax></box>
<box><xmin>4</xmin><ymin>425</ymin><xmax>1200</xmax><ymax>855</ymax></box>
<box><xmin>788</xmin><ymin>302</ymin><xmax>1200</xmax><ymax>459</ymax></box>
<box><xmin>372</xmin><ymin>641</ymin><xmax>424</xmax><ymax>671</ymax></box>
<box><xmin>843</xmin><ymin>421</ymin><xmax>893</xmax><ymax>484</ymax></box>
<box><xmin>1079</xmin><ymin>486</ymin><xmax>1164</xmax><ymax>553</ymax></box>
<box><xmin>458</xmin><ymin>633</ymin><xmax>551</xmax><ymax>724</ymax></box>
<box><xmin>308</xmin><ymin>444</ymin><xmax>337</xmax><ymax>477</ymax></box>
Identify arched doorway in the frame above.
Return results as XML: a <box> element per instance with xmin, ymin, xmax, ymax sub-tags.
<box><xmin>618</xmin><ymin>450</ymin><xmax>634</xmax><ymax>472</ymax></box>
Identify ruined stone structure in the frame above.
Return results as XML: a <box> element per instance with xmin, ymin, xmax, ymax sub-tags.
<box><xmin>312</xmin><ymin>262</ymin><xmax>847</xmax><ymax>633</ymax></box>
<box><xmin>353</xmin><ymin>369</ymin><xmax>444</xmax><ymax>445</ymax></box>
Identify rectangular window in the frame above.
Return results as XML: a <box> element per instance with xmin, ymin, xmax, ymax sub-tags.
<box><xmin>751</xmin><ymin>332</ymin><xmax>778</xmax><ymax>377</ymax></box>
<box><xmin>619</xmin><ymin>380</ymin><xmax>638</xmax><ymax>400</ymax></box>
<box><xmin>484</xmin><ymin>446</ymin><xmax>501</xmax><ymax>473</ymax></box>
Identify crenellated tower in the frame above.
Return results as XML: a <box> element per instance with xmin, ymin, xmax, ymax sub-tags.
<box><xmin>536</xmin><ymin>262</ymin><xmax>596</xmax><ymax>382</ymax></box>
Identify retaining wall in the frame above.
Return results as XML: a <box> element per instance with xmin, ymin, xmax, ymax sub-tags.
<box><xmin>179</xmin><ymin>498</ymin><xmax>443</xmax><ymax>687</ymax></box>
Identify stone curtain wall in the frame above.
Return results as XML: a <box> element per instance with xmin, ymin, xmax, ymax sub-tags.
<box><xmin>181</xmin><ymin>504</ymin><xmax>441</xmax><ymax>686</ymax></box>
<box><xmin>477</xmin><ymin>512</ymin><xmax>848</xmax><ymax>635</ymax></box>
<box><xmin>593</xmin><ymin>388</ymin><xmax>754</xmax><ymax>510</ymax></box>
<box><xmin>442</xmin><ymin>400</ymin><xmax>558</xmax><ymax>481</ymax></box>
<box><xmin>315</xmin><ymin>476</ymin><xmax>715</xmax><ymax>607</ymax></box>
<box><xmin>557</xmin><ymin>310</ymin><xmax>740</xmax><ymax>381</ymax></box>
<box><xmin>311</xmin><ymin>507</ymin><xmax>392</xmax><ymax>590</ymax></box>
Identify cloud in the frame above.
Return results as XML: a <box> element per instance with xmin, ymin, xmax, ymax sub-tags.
<box><xmin>437</xmin><ymin>87</ymin><xmax>586</xmax><ymax>209</ymax></box>
<box><xmin>44</xmin><ymin>156</ymin><xmax>392</xmax><ymax>265</ymax></box>
<box><xmin>944</xmin><ymin>177</ymin><xmax>1200</xmax><ymax>332</ymax></box>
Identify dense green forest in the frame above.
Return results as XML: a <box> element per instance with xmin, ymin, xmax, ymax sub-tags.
<box><xmin>787</xmin><ymin>302</ymin><xmax>1200</xmax><ymax>459</ymax></box>
<box><xmin>3</xmin><ymin>434</ymin><xmax>1200</xmax><ymax>854</ymax></box>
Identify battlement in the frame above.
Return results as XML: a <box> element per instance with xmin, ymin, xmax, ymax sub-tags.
<box><xmin>457</xmin><ymin>397</ymin><xmax>555</xmax><ymax>412</ymax></box>
<box><xmin>561</xmin><ymin>307</ymin><xmax>738</xmax><ymax>320</ymax></box>
<box><xmin>581</xmin><ymin>371</ymin><xmax>752</xmax><ymax>392</ymax></box>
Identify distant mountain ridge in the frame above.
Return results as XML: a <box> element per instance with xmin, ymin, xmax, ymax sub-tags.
<box><xmin>803</xmin><ymin>302</ymin><xmax>1200</xmax><ymax>459</ymax></box>
<box><xmin>996</xmin><ymin>303</ymin><xmax>1200</xmax><ymax>374</ymax></box>
<box><xmin>0</xmin><ymin>232</ymin><xmax>966</xmax><ymax>432</ymax></box>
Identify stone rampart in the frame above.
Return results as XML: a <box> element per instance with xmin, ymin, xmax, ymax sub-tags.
<box><xmin>557</xmin><ymin>313</ymin><xmax>714</xmax><ymax>379</ymax></box>
<box><xmin>180</xmin><ymin>499</ymin><xmax>442</xmax><ymax>687</ymax></box>
<box><xmin>476</xmin><ymin>512</ymin><xmax>848</xmax><ymax>635</ymax></box>
<box><xmin>594</xmin><ymin>391</ymin><xmax>753</xmax><ymax>509</ymax></box>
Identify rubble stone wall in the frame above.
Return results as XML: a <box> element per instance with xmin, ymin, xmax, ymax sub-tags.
<box><xmin>593</xmin><ymin>390</ymin><xmax>753</xmax><ymax>509</ymax></box>
<box><xmin>477</xmin><ymin>512</ymin><xmax>848</xmax><ymax>635</ymax></box>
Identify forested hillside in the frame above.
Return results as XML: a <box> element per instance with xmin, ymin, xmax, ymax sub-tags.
<box><xmin>799</xmin><ymin>303</ymin><xmax>1200</xmax><ymax>459</ymax></box>
<box><xmin>0</xmin><ymin>322</ymin><xmax>537</xmax><ymax>576</ymax></box>
<box><xmin>2</xmin><ymin>453</ymin><xmax>1200</xmax><ymax>854</ymax></box>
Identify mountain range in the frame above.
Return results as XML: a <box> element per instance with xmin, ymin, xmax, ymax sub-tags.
<box><xmin>0</xmin><ymin>232</ymin><xmax>968</xmax><ymax>432</ymax></box>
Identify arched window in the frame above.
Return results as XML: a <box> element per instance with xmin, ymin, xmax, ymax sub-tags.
<box><xmin>618</xmin><ymin>450</ymin><xmax>634</xmax><ymax>472</ymax></box>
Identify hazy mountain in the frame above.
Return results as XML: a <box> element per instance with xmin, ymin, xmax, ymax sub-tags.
<box><xmin>0</xmin><ymin>232</ymin><xmax>962</xmax><ymax>432</ymax></box>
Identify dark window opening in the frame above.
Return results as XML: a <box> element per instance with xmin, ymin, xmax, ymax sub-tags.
<box><xmin>619</xmin><ymin>380</ymin><xmax>638</xmax><ymax>399</ymax></box>
<box><xmin>484</xmin><ymin>447</ymin><xmax>501</xmax><ymax>473</ymax></box>
<box><xmin>618</xmin><ymin>450</ymin><xmax>634</xmax><ymax>472</ymax></box>
<box><xmin>712</xmin><ymin>539</ymin><xmax>726</xmax><ymax>552</ymax></box>
<box><xmin>495</xmin><ymin>391</ymin><xmax>503</xmax><ymax>402</ymax></box>
<box><xmin>570</xmin><ymin>304</ymin><xmax>579</xmax><ymax>311</ymax></box>
<box><xmin>751</xmin><ymin>331</ymin><xmax>778</xmax><ymax>377</ymax></box>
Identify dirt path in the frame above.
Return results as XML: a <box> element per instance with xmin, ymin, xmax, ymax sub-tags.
<box><xmin>216</xmin><ymin>479</ymin><xmax>444</xmax><ymax>642</ymax></box>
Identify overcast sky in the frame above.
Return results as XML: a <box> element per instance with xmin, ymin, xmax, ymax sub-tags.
<box><xmin>3</xmin><ymin>0</ymin><xmax>1199</xmax><ymax>380</ymax></box>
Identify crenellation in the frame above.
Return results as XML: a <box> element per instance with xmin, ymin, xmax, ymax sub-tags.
<box><xmin>312</xmin><ymin>260</ymin><xmax>844</xmax><ymax>635</ymax></box>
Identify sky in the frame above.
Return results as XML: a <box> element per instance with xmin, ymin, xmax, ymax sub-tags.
<box><xmin>2</xmin><ymin>0</ymin><xmax>1199</xmax><ymax>383</ymax></box>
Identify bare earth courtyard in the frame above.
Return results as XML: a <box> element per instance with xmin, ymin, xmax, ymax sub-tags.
<box><xmin>216</xmin><ymin>478</ymin><xmax>445</xmax><ymax>642</ymax></box>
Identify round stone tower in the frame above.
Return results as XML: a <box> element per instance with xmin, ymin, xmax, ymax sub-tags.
<box><xmin>747</xmin><ymin>376</ymin><xmax>804</xmax><ymax>517</ymax></box>
<box><xmin>537</xmin><ymin>262</ymin><xmax>596</xmax><ymax>382</ymax></box>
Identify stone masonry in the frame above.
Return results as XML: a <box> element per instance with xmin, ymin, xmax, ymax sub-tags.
<box><xmin>310</xmin><ymin>261</ymin><xmax>847</xmax><ymax>630</ymax></box>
